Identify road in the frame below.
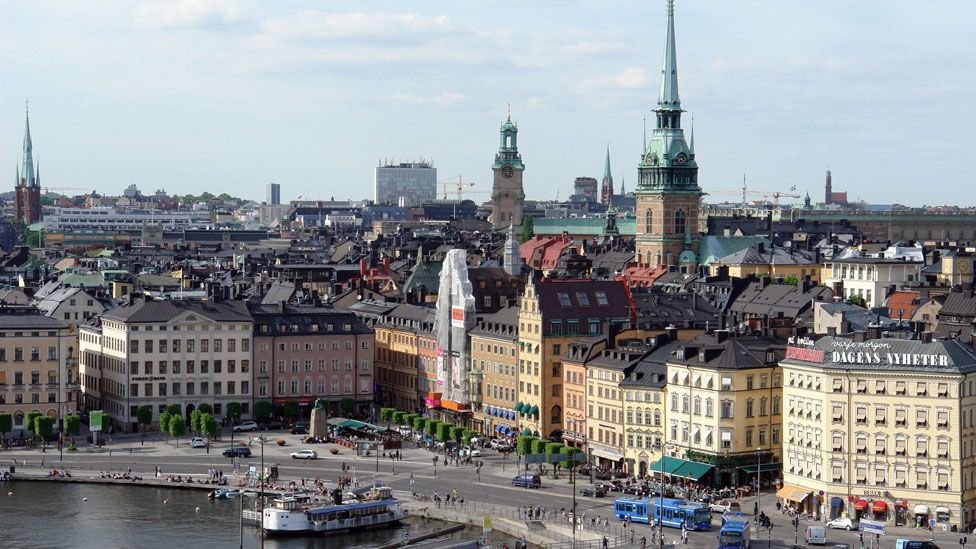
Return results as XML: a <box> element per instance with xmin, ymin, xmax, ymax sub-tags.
<box><xmin>3</xmin><ymin>430</ymin><xmax>964</xmax><ymax>548</ymax></box>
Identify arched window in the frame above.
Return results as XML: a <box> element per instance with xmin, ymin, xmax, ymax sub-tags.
<box><xmin>644</xmin><ymin>210</ymin><xmax>653</xmax><ymax>233</ymax></box>
<box><xmin>674</xmin><ymin>209</ymin><xmax>686</xmax><ymax>236</ymax></box>
<box><xmin>551</xmin><ymin>405</ymin><xmax>562</xmax><ymax>424</ymax></box>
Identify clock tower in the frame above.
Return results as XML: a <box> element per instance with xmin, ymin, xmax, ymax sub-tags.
<box><xmin>491</xmin><ymin>109</ymin><xmax>525</xmax><ymax>229</ymax></box>
<box><xmin>635</xmin><ymin>0</ymin><xmax>702</xmax><ymax>266</ymax></box>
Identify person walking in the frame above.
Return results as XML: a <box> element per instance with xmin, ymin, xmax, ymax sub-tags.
<box><xmin>602</xmin><ymin>536</ymin><xmax>609</xmax><ymax>549</ymax></box>
<box><xmin>640</xmin><ymin>535</ymin><xmax>647</xmax><ymax>549</ymax></box>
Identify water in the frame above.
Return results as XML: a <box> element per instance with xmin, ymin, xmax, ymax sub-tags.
<box><xmin>0</xmin><ymin>481</ymin><xmax>475</xmax><ymax>549</ymax></box>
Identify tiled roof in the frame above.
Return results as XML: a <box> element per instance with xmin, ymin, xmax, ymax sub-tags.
<box><xmin>101</xmin><ymin>299</ymin><xmax>252</xmax><ymax>323</ymax></box>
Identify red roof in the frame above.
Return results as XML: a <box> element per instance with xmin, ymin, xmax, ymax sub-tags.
<box><xmin>618</xmin><ymin>263</ymin><xmax>669</xmax><ymax>288</ymax></box>
<box><xmin>885</xmin><ymin>290</ymin><xmax>921</xmax><ymax>320</ymax></box>
<box><xmin>830</xmin><ymin>192</ymin><xmax>848</xmax><ymax>203</ymax></box>
<box><xmin>519</xmin><ymin>235</ymin><xmax>576</xmax><ymax>269</ymax></box>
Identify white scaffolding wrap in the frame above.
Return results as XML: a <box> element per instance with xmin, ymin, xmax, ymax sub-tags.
<box><xmin>434</xmin><ymin>249</ymin><xmax>476</xmax><ymax>404</ymax></box>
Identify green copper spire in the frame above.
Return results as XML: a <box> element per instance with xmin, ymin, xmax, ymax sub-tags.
<box><xmin>22</xmin><ymin>101</ymin><xmax>37</xmax><ymax>188</ymax></box>
<box><xmin>658</xmin><ymin>0</ymin><xmax>680</xmax><ymax>111</ymax></box>
<box><xmin>603</xmin><ymin>144</ymin><xmax>613</xmax><ymax>183</ymax></box>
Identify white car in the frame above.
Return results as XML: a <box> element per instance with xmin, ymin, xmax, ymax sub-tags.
<box><xmin>826</xmin><ymin>517</ymin><xmax>857</xmax><ymax>531</ymax></box>
<box><xmin>233</xmin><ymin>421</ymin><xmax>258</xmax><ymax>432</ymax></box>
<box><xmin>190</xmin><ymin>437</ymin><xmax>206</xmax><ymax>448</ymax></box>
<box><xmin>461</xmin><ymin>447</ymin><xmax>482</xmax><ymax>458</ymax></box>
<box><xmin>291</xmin><ymin>449</ymin><xmax>318</xmax><ymax>460</ymax></box>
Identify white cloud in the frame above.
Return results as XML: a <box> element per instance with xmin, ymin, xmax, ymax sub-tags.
<box><xmin>612</xmin><ymin>66</ymin><xmax>651</xmax><ymax>89</ymax></box>
<box><xmin>134</xmin><ymin>0</ymin><xmax>255</xmax><ymax>29</ymax></box>
<box><xmin>260</xmin><ymin>12</ymin><xmax>456</xmax><ymax>41</ymax></box>
<box><xmin>392</xmin><ymin>92</ymin><xmax>469</xmax><ymax>106</ymax></box>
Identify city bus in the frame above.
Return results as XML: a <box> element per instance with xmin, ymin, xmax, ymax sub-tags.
<box><xmin>613</xmin><ymin>497</ymin><xmax>712</xmax><ymax>531</ymax></box>
<box><xmin>718</xmin><ymin>519</ymin><xmax>751</xmax><ymax>549</ymax></box>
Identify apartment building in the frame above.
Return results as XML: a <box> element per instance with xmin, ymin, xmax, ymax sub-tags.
<box><xmin>0</xmin><ymin>308</ymin><xmax>78</xmax><ymax>432</ymax></box>
<box><xmin>823</xmin><ymin>256</ymin><xmax>923</xmax><ymax>308</ymax></box>
<box><xmin>516</xmin><ymin>278</ymin><xmax>633</xmax><ymax>438</ymax></box>
<box><xmin>251</xmin><ymin>303</ymin><xmax>374</xmax><ymax>417</ymax></box>
<box><xmin>664</xmin><ymin>331</ymin><xmax>784</xmax><ymax>487</ymax></box>
<box><xmin>779</xmin><ymin>334</ymin><xmax>976</xmax><ymax>529</ymax></box>
<box><xmin>585</xmin><ymin>343</ymin><xmax>647</xmax><ymax>470</ymax></box>
<box><xmin>373</xmin><ymin>304</ymin><xmax>434</xmax><ymax>412</ymax></box>
<box><xmin>79</xmin><ymin>298</ymin><xmax>253</xmax><ymax>430</ymax></box>
<box><xmin>561</xmin><ymin>337</ymin><xmax>606</xmax><ymax>451</ymax></box>
<box><xmin>470</xmin><ymin>306</ymin><xmax>520</xmax><ymax>436</ymax></box>
<box><xmin>620</xmin><ymin>337</ymin><xmax>681</xmax><ymax>477</ymax></box>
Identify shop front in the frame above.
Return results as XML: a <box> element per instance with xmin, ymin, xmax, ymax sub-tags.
<box><xmin>871</xmin><ymin>501</ymin><xmax>888</xmax><ymax>522</ymax></box>
<box><xmin>853</xmin><ymin>499</ymin><xmax>869</xmax><ymax>521</ymax></box>
<box><xmin>776</xmin><ymin>485</ymin><xmax>812</xmax><ymax>512</ymax></box>
<box><xmin>913</xmin><ymin>504</ymin><xmax>929</xmax><ymax>528</ymax></box>
<box><xmin>936</xmin><ymin>506</ymin><xmax>951</xmax><ymax>526</ymax></box>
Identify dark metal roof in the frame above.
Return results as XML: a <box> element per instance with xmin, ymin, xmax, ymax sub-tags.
<box><xmin>101</xmin><ymin>299</ymin><xmax>252</xmax><ymax>323</ymax></box>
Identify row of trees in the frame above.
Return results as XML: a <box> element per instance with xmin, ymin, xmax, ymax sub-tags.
<box><xmin>0</xmin><ymin>412</ymin><xmax>83</xmax><ymax>450</ymax></box>
<box><xmin>379</xmin><ymin>407</ymin><xmax>478</xmax><ymax>446</ymax></box>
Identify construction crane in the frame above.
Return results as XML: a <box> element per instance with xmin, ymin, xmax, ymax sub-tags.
<box><xmin>708</xmin><ymin>175</ymin><xmax>800</xmax><ymax>207</ymax></box>
<box><xmin>438</xmin><ymin>175</ymin><xmax>484</xmax><ymax>201</ymax></box>
<box><xmin>42</xmin><ymin>187</ymin><xmax>87</xmax><ymax>195</ymax></box>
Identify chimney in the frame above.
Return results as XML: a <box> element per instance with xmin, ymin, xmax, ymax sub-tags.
<box><xmin>853</xmin><ymin>331</ymin><xmax>867</xmax><ymax>342</ymax></box>
<box><xmin>921</xmin><ymin>331</ymin><xmax>933</xmax><ymax>343</ymax></box>
<box><xmin>867</xmin><ymin>323</ymin><xmax>882</xmax><ymax>341</ymax></box>
<box><xmin>359</xmin><ymin>257</ymin><xmax>368</xmax><ymax>277</ymax></box>
<box><xmin>715</xmin><ymin>329</ymin><xmax>730</xmax><ymax>344</ymax></box>
<box><xmin>665</xmin><ymin>325</ymin><xmax>678</xmax><ymax>342</ymax></box>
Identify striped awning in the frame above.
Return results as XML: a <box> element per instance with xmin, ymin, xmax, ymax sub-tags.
<box><xmin>776</xmin><ymin>485</ymin><xmax>811</xmax><ymax>503</ymax></box>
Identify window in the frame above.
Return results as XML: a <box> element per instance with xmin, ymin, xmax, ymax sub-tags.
<box><xmin>745</xmin><ymin>399</ymin><xmax>754</xmax><ymax>418</ymax></box>
<box><xmin>916</xmin><ymin>409</ymin><xmax>928</xmax><ymax>427</ymax></box>
<box><xmin>557</xmin><ymin>293</ymin><xmax>572</xmax><ymax>307</ymax></box>
<box><xmin>595</xmin><ymin>292</ymin><xmax>609</xmax><ymax>306</ymax></box>
<box><xmin>644</xmin><ymin>209</ymin><xmax>653</xmax><ymax>233</ymax></box>
<box><xmin>674</xmin><ymin>209</ymin><xmax>686</xmax><ymax>236</ymax></box>
<box><xmin>720</xmin><ymin>400</ymin><xmax>733</xmax><ymax>419</ymax></box>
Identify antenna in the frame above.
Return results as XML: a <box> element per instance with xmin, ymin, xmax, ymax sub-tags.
<box><xmin>642</xmin><ymin>115</ymin><xmax>647</xmax><ymax>153</ymax></box>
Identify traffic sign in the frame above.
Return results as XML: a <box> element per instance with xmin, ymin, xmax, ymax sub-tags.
<box><xmin>860</xmin><ymin>519</ymin><xmax>885</xmax><ymax>536</ymax></box>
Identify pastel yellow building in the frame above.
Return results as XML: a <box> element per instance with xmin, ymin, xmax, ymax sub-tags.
<box><xmin>779</xmin><ymin>335</ymin><xmax>976</xmax><ymax>530</ymax></box>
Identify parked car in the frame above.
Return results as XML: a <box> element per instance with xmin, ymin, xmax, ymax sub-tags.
<box><xmin>490</xmin><ymin>439</ymin><xmax>512</xmax><ymax>451</ymax></box>
<box><xmin>826</xmin><ymin>518</ymin><xmax>857</xmax><ymax>531</ymax></box>
<box><xmin>190</xmin><ymin>437</ymin><xmax>206</xmax><ymax>448</ymax></box>
<box><xmin>512</xmin><ymin>473</ymin><xmax>542</xmax><ymax>488</ymax></box>
<box><xmin>622</xmin><ymin>484</ymin><xmax>647</xmax><ymax>496</ymax></box>
<box><xmin>895</xmin><ymin>542</ymin><xmax>941</xmax><ymax>549</ymax></box>
<box><xmin>709</xmin><ymin>499</ymin><xmax>741</xmax><ymax>514</ymax></box>
<box><xmin>223</xmin><ymin>447</ymin><xmax>251</xmax><ymax>458</ymax></box>
<box><xmin>460</xmin><ymin>447</ymin><xmax>482</xmax><ymax>458</ymax></box>
<box><xmin>805</xmin><ymin>526</ymin><xmax>827</xmax><ymax>546</ymax></box>
<box><xmin>593</xmin><ymin>470</ymin><xmax>613</xmax><ymax>481</ymax></box>
<box><xmin>579</xmin><ymin>485</ymin><xmax>607</xmax><ymax>498</ymax></box>
<box><xmin>290</xmin><ymin>449</ymin><xmax>318</xmax><ymax>460</ymax></box>
<box><xmin>233</xmin><ymin>421</ymin><xmax>258</xmax><ymax>432</ymax></box>
<box><xmin>290</xmin><ymin>422</ymin><xmax>309</xmax><ymax>435</ymax></box>
<box><xmin>262</xmin><ymin>421</ymin><xmax>284</xmax><ymax>431</ymax></box>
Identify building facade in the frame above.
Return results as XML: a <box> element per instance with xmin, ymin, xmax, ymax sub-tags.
<box><xmin>251</xmin><ymin>303</ymin><xmax>374</xmax><ymax>417</ymax></box>
<box><xmin>373</xmin><ymin>304</ymin><xmax>434</xmax><ymax>413</ymax></box>
<box><xmin>0</xmin><ymin>309</ymin><xmax>78</xmax><ymax>432</ymax></box>
<box><xmin>779</xmin><ymin>335</ymin><xmax>976</xmax><ymax>529</ymax></box>
<box><xmin>79</xmin><ymin>299</ymin><xmax>254</xmax><ymax>430</ymax></box>
<box><xmin>373</xmin><ymin>161</ymin><xmax>437</xmax><ymax>206</ymax></box>
<box><xmin>470</xmin><ymin>307</ymin><xmax>520</xmax><ymax>437</ymax></box>
<box><xmin>634</xmin><ymin>0</ymin><xmax>702</xmax><ymax>266</ymax></box>
<box><xmin>491</xmin><ymin>113</ymin><xmax>525</xmax><ymax>229</ymax></box>
<box><xmin>823</xmin><ymin>257</ymin><xmax>924</xmax><ymax>308</ymax></box>
<box><xmin>266</xmin><ymin>182</ymin><xmax>281</xmax><ymax>206</ymax></box>
<box><xmin>14</xmin><ymin>108</ymin><xmax>41</xmax><ymax>224</ymax></box>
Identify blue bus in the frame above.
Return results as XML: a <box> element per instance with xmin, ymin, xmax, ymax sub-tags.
<box><xmin>718</xmin><ymin>519</ymin><xmax>751</xmax><ymax>549</ymax></box>
<box><xmin>613</xmin><ymin>497</ymin><xmax>711</xmax><ymax>531</ymax></box>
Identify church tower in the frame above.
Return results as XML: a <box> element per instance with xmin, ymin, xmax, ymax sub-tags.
<box><xmin>14</xmin><ymin>103</ymin><xmax>42</xmax><ymax>224</ymax></box>
<box><xmin>600</xmin><ymin>146</ymin><xmax>614</xmax><ymax>204</ymax></box>
<box><xmin>491</xmin><ymin>108</ymin><xmax>525</xmax><ymax>229</ymax></box>
<box><xmin>634</xmin><ymin>0</ymin><xmax>701</xmax><ymax>266</ymax></box>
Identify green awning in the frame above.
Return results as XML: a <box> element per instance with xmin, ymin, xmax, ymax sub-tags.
<box><xmin>521</xmin><ymin>428</ymin><xmax>533</xmax><ymax>436</ymax></box>
<box><xmin>515</xmin><ymin>402</ymin><xmax>524</xmax><ymax>413</ymax></box>
<box><xmin>336</xmin><ymin>419</ymin><xmax>366</xmax><ymax>429</ymax></box>
<box><xmin>738</xmin><ymin>462</ymin><xmax>782</xmax><ymax>474</ymax></box>
<box><xmin>530</xmin><ymin>405</ymin><xmax>539</xmax><ymax>415</ymax></box>
<box><xmin>648</xmin><ymin>456</ymin><xmax>713</xmax><ymax>480</ymax></box>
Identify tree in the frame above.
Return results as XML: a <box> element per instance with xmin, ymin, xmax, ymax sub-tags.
<box><xmin>159</xmin><ymin>411</ymin><xmax>172</xmax><ymax>443</ymax></box>
<box><xmin>462</xmin><ymin>429</ymin><xmax>476</xmax><ymax>446</ymax></box>
<box><xmin>340</xmin><ymin>398</ymin><xmax>356</xmax><ymax>415</ymax></box>
<box><xmin>225</xmin><ymin>402</ymin><xmax>243</xmax><ymax>425</ymax></box>
<box><xmin>436</xmin><ymin>422</ymin><xmax>451</xmax><ymax>442</ymax></box>
<box><xmin>412</xmin><ymin>416</ymin><xmax>425</xmax><ymax>431</ymax></box>
<box><xmin>849</xmin><ymin>294</ymin><xmax>865</xmax><ymax>307</ymax></box>
<box><xmin>449</xmin><ymin>426</ymin><xmax>464</xmax><ymax>443</ymax></box>
<box><xmin>425</xmin><ymin>420</ymin><xmax>439</xmax><ymax>437</ymax></box>
<box><xmin>380</xmin><ymin>408</ymin><xmax>395</xmax><ymax>422</ymax></box>
<box><xmin>530</xmin><ymin>438</ymin><xmax>547</xmax><ymax>455</ymax></box>
<box><xmin>62</xmin><ymin>415</ymin><xmax>81</xmax><ymax>436</ymax></box>
<box><xmin>167</xmin><ymin>414</ymin><xmax>185</xmax><ymax>447</ymax></box>
<box><xmin>35</xmin><ymin>416</ymin><xmax>54</xmax><ymax>449</ymax></box>
<box><xmin>201</xmin><ymin>413</ymin><xmax>219</xmax><ymax>453</ymax></box>
<box><xmin>166</xmin><ymin>404</ymin><xmax>181</xmax><ymax>417</ymax></box>
<box><xmin>392</xmin><ymin>411</ymin><xmax>406</xmax><ymax>425</ymax></box>
<box><xmin>516</xmin><ymin>436</ymin><xmax>534</xmax><ymax>456</ymax></box>
<box><xmin>282</xmin><ymin>400</ymin><xmax>300</xmax><ymax>419</ymax></box>
<box><xmin>197</xmin><ymin>403</ymin><xmax>213</xmax><ymax>416</ymax></box>
<box><xmin>254</xmin><ymin>400</ymin><xmax>273</xmax><ymax>423</ymax></box>
<box><xmin>25</xmin><ymin>412</ymin><xmax>41</xmax><ymax>438</ymax></box>
<box><xmin>136</xmin><ymin>405</ymin><xmax>153</xmax><ymax>445</ymax></box>
<box><xmin>0</xmin><ymin>412</ymin><xmax>12</xmax><ymax>442</ymax></box>
<box><xmin>519</xmin><ymin>216</ymin><xmax>535</xmax><ymax>243</ymax></box>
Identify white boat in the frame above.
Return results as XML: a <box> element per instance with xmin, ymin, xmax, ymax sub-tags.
<box><xmin>243</xmin><ymin>488</ymin><xmax>408</xmax><ymax>536</ymax></box>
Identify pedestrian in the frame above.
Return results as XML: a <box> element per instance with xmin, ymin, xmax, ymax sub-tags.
<box><xmin>640</xmin><ymin>535</ymin><xmax>647</xmax><ymax>549</ymax></box>
<box><xmin>682</xmin><ymin>528</ymin><xmax>689</xmax><ymax>545</ymax></box>
<box><xmin>602</xmin><ymin>536</ymin><xmax>609</xmax><ymax>549</ymax></box>
<box><xmin>631</xmin><ymin>530</ymin><xmax>635</xmax><ymax>544</ymax></box>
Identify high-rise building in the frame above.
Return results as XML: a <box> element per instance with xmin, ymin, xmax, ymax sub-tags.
<box><xmin>266</xmin><ymin>182</ymin><xmax>281</xmax><ymax>206</ymax></box>
<box><xmin>14</xmin><ymin>105</ymin><xmax>42</xmax><ymax>224</ymax></box>
<box><xmin>373</xmin><ymin>161</ymin><xmax>437</xmax><ymax>206</ymax></box>
<box><xmin>601</xmin><ymin>146</ymin><xmax>614</xmax><ymax>204</ymax></box>
<box><xmin>573</xmin><ymin>177</ymin><xmax>598</xmax><ymax>202</ymax></box>
<box><xmin>491</xmin><ymin>110</ymin><xmax>525</xmax><ymax>229</ymax></box>
<box><xmin>635</xmin><ymin>0</ymin><xmax>702</xmax><ymax>266</ymax></box>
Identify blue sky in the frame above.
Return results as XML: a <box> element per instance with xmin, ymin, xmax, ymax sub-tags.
<box><xmin>2</xmin><ymin>1</ymin><xmax>974</xmax><ymax>205</ymax></box>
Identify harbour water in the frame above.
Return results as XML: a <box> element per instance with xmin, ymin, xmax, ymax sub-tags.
<box><xmin>1</xmin><ymin>480</ymin><xmax>476</xmax><ymax>549</ymax></box>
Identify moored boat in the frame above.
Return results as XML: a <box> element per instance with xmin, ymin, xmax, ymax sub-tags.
<box><xmin>242</xmin><ymin>487</ymin><xmax>407</xmax><ymax>536</ymax></box>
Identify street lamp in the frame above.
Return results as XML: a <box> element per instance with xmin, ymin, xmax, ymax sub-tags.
<box><xmin>657</xmin><ymin>442</ymin><xmax>675</xmax><ymax>549</ymax></box>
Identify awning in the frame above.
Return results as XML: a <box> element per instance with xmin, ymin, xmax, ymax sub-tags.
<box><xmin>936</xmin><ymin>506</ymin><xmax>950</xmax><ymax>516</ymax></box>
<box><xmin>739</xmin><ymin>462</ymin><xmax>782</xmax><ymax>474</ymax></box>
<box><xmin>529</xmin><ymin>405</ymin><xmax>539</xmax><ymax>415</ymax></box>
<box><xmin>515</xmin><ymin>402</ymin><xmax>524</xmax><ymax>412</ymax></box>
<box><xmin>648</xmin><ymin>456</ymin><xmax>713</xmax><ymax>480</ymax></box>
<box><xmin>872</xmin><ymin>501</ymin><xmax>888</xmax><ymax>512</ymax></box>
<box><xmin>776</xmin><ymin>485</ymin><xmax>811</xmax><ymax>503</ymax></box>
<box><xmin>914</xmin><ymin>505</ymin><xmax>929</xmax><ymax>515</ymax></box>
<box><xmin>521</xmin><ymin>428</ymin><xmax>532</xmax><ymax>436</ymax></box>
<box><xmin>335</xmin><ymin>419</ymin><xmax>367</xmax><ymax>429</ymax></box>
<box><xmin>508</xmin><ymin>411</ymin><xmax>515</xmax><ymax>419</ymax></box>
<box><xmin>495</xmin><ymin>425</ymin><xmax>503</xmax><ymax>432</ymax></box>
<box><xmin>830</xmin><ymin>497</ymin><xmax>844</xmax><ymax>508</ymax></box>
<box><xmin>853</xmin><ymin>500</ymin><xmax>869</xmax><ymax>512</ymax></box>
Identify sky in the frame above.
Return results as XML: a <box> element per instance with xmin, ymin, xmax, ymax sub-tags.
<box><xmin>1</xmin><ymin>1</ymin><xmax>975</xmax><ymax>206</ymax></box>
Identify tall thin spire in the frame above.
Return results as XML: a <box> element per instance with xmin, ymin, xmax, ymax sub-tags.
<box><xmin>642</xmin><ymin>115</ymin><xmax>647</xmax><ymax>152</ymax></box>
<box><xmin>689</xmin><ymin>113</ymin><xmax>695</xmax><ymax>155</ymax></box>
<box><xmin>603</xmin><ymin>145</ymin><xmax>613</xmax><ymax>183</ymax></box>
<box><xmin>21</xmin><ymin>100</ymin><xmax>35</xmax><ymax>187</ymax></box>
<box><xmin>658</xmin><ymin>0</ymin><xmax>681</xmax><ymax>110</ymax></box>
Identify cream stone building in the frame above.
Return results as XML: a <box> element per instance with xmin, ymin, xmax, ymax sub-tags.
<box><xmin>780</xmin><ymin>334</ymin><xmax>976</xmax><ymax>530</ymax></box>
<box><xmin>664</xmin><ymin>331</ymin><xmax>784</xmax><ymax>487</ymax></box>
<box><xmin>470</xmin><ymin>307</ymin><xmax>520</xmax><ymax>437</ymax></box>
<box><xmin>79</xmin><ymin>298</ymin><xmax>253</xmax><ymax>431</ymax></box>
<box><xmin>620</xmin><ymin>338</ymin><xmax>680</xmax><ymax>477</ymax></box>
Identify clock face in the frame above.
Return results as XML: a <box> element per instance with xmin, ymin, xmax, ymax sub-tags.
<box><xmin>501</xmin><ymin>166</ymin><xmax>514</xmax><ymax>178</ymax></box>
<box><xmin>675</xmin><ymin>153</ymin><xmax>688</xmax><ymax>165</ymax></box>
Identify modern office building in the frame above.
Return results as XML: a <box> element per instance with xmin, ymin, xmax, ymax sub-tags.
<box><xmin>374</xmin><ymin>161</ymin><xmax>437</xmax><ymax>206</ymax></box>
<box><xmin>266</xmin><ymin>182</ymin><xmax>281</xmax><ymax>206</ymax></box>
<box><xmin>44</xmin><ymin>207</ymin><xmax>211</xmax><ymax>233</ymax></box>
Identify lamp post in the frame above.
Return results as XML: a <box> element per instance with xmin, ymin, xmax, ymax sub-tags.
<box><xmin>566</xmin><ymin>418</ymin><xmax>581</xmax><ymax>549</ymax></box>
<box><xmin>658</xmin><ymin>442</ymin><xmax>675</xmax><ymax>549</ymax></box>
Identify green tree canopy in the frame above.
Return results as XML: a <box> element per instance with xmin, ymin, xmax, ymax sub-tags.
<box><xmin>197</xmin><ymin>403</ymin><xmax>213</xmax><ymax>416</ymax></box>
<box><xmin>25</xmin><ymin>412</ymin><xmax>42</xmax><ymax>434</ymax></box>
<box><xmin>519</xmin><ymin>216</ymin><xmax>535</xmax><ymax>243</ymax></box>
<box><xmin>530</xmin><ymin>438</ymin><xmax>547</xmax><ymax>455</ymax></box>
<box><xmin>225</xmin><ymin>402</ymin><xmax>243</xmax><ymax>423</ymax></box>
<box><xmin>165</xmin><ymin>404</ymin><xmax>181</xmax><ymax>417</ymax></box>
<box><xmin>167</xmin><ymin>414</ymin><xmax>186</xmax><ymax>445</ymax></box>
<box><xmin>516</xmin><ymin>436</ymin><xmax>535</xmax><ymax>456</ymax></box>
<box><xmin>190</xmin><ymin>409</ymin><xmax>203</xmax><ymax>434</ymax></box>
<box><xmin>35</xmin><ymin>416</ymin><xmax>55</xmax><ymax>446</ymax></box>
<box><xmin>380</xmin><ymin>408</ymin><xmax>396</xmax><ymax>422</ymax></box>
<box><xmin>282</xmin><ymin>400</ymin><xmax>300</xmax><ymax>419</ymax></box>
<box><xmin>436</xmin><ymin>422</ymin><xmax>452</xmax><ymax>442</ymax></box>
<box><xmin>449</xmin><ymin>425</ymin><xmax>464</xmax><ymax>443</ymax></box>
<box><xmin>0</xmin><ymin>413</ymin><xmax>12</xmax><ymax>438</ymax></box>
<box><xmin>254</xmin><ymin>400</ymin><xmax>273</xmax><ymax>423</ymax></box>
<box><xmin>201</xmin><ymin>413</ymin><xmax>219</xmax><ymax>439</ymax></box>
<box><xmin>62</xmin><ymin>415</ymin><xmax>81</xmax><ymax>436</ymax></box>
<box><xmin>462</xmin><ymin>429</ymin><xmax>476</xmax><ymax>445</ymax></box>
